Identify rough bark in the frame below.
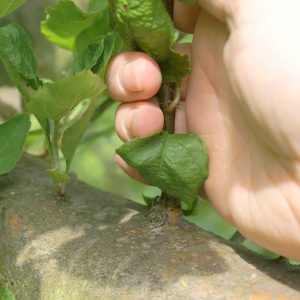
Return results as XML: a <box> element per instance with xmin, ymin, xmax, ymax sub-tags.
<box><xmin>0</xmin><ymin>155</ymin><xmax>299</xmax><ymax>300</ymax></box>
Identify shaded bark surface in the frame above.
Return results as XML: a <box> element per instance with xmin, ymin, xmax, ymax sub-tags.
<box><xmin>0</xmin><ymin>155</ymin><xmax>299</xmax><ymax>300</ymax></box>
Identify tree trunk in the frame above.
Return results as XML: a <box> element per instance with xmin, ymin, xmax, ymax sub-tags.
<box><xmin>0</xmin><ymin>155</ymin><xmax>299</xmax><ymax>300</ymax></box>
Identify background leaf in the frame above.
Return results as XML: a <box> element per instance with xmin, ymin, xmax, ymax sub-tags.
<box><xmin>0</xmin><ymin>113</ymin><xmax>31</xmax><ymax>175</ymax></box>
<box><xmin>28</xmin><ymin>71</ymin><xmax>104</xmax><ymax>121</ymax></box>
<box><xmin>0</xmin><ymin>0</ymin><xmax>27</xmax><ymax>18</ymax></box>
<box><xmin>68</xmin><ymin>41</ymin><xmax>104</xmax><ymax>75</ymax></box>
<box><xmin>41</xmin><ymin>1</ymin><xmax>103</xmax><ymax>50</ymax></box>
<box><xmin>0</xmin><ymin>23</ymin><xmax>37</xmax><ymax>81</ymax></box>
<box><xmin>116</xmin><ymin>131</ymin><xmax>209</xmax><ymax>205</ymax></box>
<box><xmin>0</xmin><ymin>23</ymin><xmax>40</xmax><ymax>96</ymax></box>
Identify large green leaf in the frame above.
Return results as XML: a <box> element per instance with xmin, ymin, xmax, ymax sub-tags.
<box><xmin>108</xmin><ymin>0</ymin><xmax>176</xmax><ymax>62</ymax></box>
<box><xmin>0</xmin><ymin>114</ymin><xmax>31</xmax><ymax>175</ymax></box>
<box><xmin>41</xmin><ymin>0</ymin><xmax>102</xmax><ymax>50</ymax></box>
<box><xmin>0</xmin><ymin>23</ymin><xmax>40</xmax><ymax>96</ymax></box>
<box><xmin>0</xmin><ymin>0</ymin><xmax>27</xmax><ymax>18</ymax></box>
<box><xmin>27</xmin><ymin>71</ymin><xmax>104</xmax><ymax>121</ymax></box>
<box><xmin>116</xmin><ymin>131</ymin><xmax>209</xmax><ymax>205</ymax></box>
<box><xmin>61</xmin><ymin>100</ymin><xmax>95</xmax><ymax>170</ymax></box>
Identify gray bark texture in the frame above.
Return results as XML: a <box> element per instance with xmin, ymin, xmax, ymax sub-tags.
<box><xmin>0</xmin><ymin>155</ymin><xmax>299</xmax><ymax>300</ymax></box>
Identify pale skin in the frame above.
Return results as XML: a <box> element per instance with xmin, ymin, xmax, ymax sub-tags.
<box><xmin>106</xmin><ymin>0</ymin><xmax>300</xmax><ymax>260</ymax></box>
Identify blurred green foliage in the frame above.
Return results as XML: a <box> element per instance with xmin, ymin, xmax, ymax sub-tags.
<box><xmin>0</xmin><ymin>286</ymin><xmax>16</xmax><ymax>300</ymax></box>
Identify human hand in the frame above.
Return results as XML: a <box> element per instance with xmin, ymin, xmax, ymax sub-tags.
<box><xmin>106</xmin><ymin>0</ymin><xmax>300</xmax><ymax>260</ymax></box>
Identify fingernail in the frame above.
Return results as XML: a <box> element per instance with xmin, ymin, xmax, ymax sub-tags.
<box><xmin>124</xmin><ymin>109</ymin><xmax>140</xmax><ymax>140</ymax></box>
<box><xmin>118</xmin><ymin>60</ymin><xmax>142</xmax><ymax>92</ymax></box>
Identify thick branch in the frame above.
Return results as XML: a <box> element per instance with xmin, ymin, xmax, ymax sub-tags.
<box><xmin>0</xmin><ymin>155</ymin><xmax>299</xmax><ymax>300</ymax></box>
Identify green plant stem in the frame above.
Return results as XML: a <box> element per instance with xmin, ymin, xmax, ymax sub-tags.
<box><xmin>158</xmin><ymin>82</ymin><xmax>177</xmax><ymax>133</ymax></box>
<box><xmin>157</xmin><ymin>82</ymin><xmax>182</xmax><ymax>216</ymax></box>
<box><xmin>150</xmin><ymin>0</ymin><xmax>182</xmax><ymax>221</ymax></box>
<box><xmin>49</xmin><ymin>120</ymin><xmax>65</xmax><ymax>196</ymax></box>
<box><xmin>44</xmin><ymin>119</ymin><xmax>54</xmax><ymax>160</ymax></box>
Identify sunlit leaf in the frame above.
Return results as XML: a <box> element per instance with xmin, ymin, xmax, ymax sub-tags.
<box><xmin>41</xmin><ymin>1</ymin><xmax>102</xmax><ymax>50</ymax></box>
<box><xmin>28</xmin><ymin>71</ymin><xmax>104</xmax><ymax>121</ymax></box>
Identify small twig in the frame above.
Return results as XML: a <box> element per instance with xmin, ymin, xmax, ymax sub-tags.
<box><xmin>166</xmin><ymin>82</ymin><xmax>180</xmax><ymax>113</ymax></box>
<box><xmin>158</xmin><ymin>82</ymin><xmax>176</xmax><ymax>133</ymax></box>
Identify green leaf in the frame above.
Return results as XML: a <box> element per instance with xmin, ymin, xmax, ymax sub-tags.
<box><xmin>116</xmin><ymin>131</ymin><xmax>209</xmax><ymax>205</ymax></box>
<box><xmin>61</xmin><ymin>100</ymin><xmax>95</xmax><ymax>170</ymax></box>
<box><xmin>177</xmin><ymin>0</ymin><xmax>196</xmax><ymax>4</ymax></box>
<box><xmin>109</xmin><ymin>0</ymin><xmax>176</xmax><ymax>61</ymax></box>
<box><xmin>28</xmin><ymin>71</ymin><xmax>104</xmax><ymax>122</ymax></box>
<box><xmin>71</xmin><ymin>29</ymin><xmax>129</xmax><ymax>76</ymax></box>
<box><xmin>46</xmin><ymin>169</ymin><xmax>71</xmax><ymax>184</ymax></box>
<box><xmin>69</xmin><ymin>41</ymin><xmax>104</xmax><ymax>75</ymax></box>
<box><xmin>0</xmin><ymin>0</ymin><xmax>27</xmax><ymax>18</ymax></box>
<box><xmin>160</xmin><ymin>51</ymin><xmax>191</xmax><ymax>83</ymax></box>
<box><xmin>0</xmin><ymin>23</ymin><xmax>37</xmax><ymax>80</ymax></box>
<box><xmin>74</xmin><ymin>14</ymin><xmax>110</xmax><ymax>54</ymax></box>
<box><xmin>89</xmin><ymin>0</ymin><xmax>108</xmax><ymax>11</ymax></box>
<box><xmin>41</xmin><ymin>0</ymin><xmax>100</xmax><ymax>50</ymax></box>
<box><xmin>0</xmin><ymin>114</ymin><xmax>31</xmax><ymax>175</ymax></box>
<box><xmin>0</xmin><ymin>23</ymin><xmax>40</xmax><ymax>97</ymax></box>
<box><xmin>93</xmin><ymin>29</ymin><xmax>130</xmax><ymax>76</ymax></box>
